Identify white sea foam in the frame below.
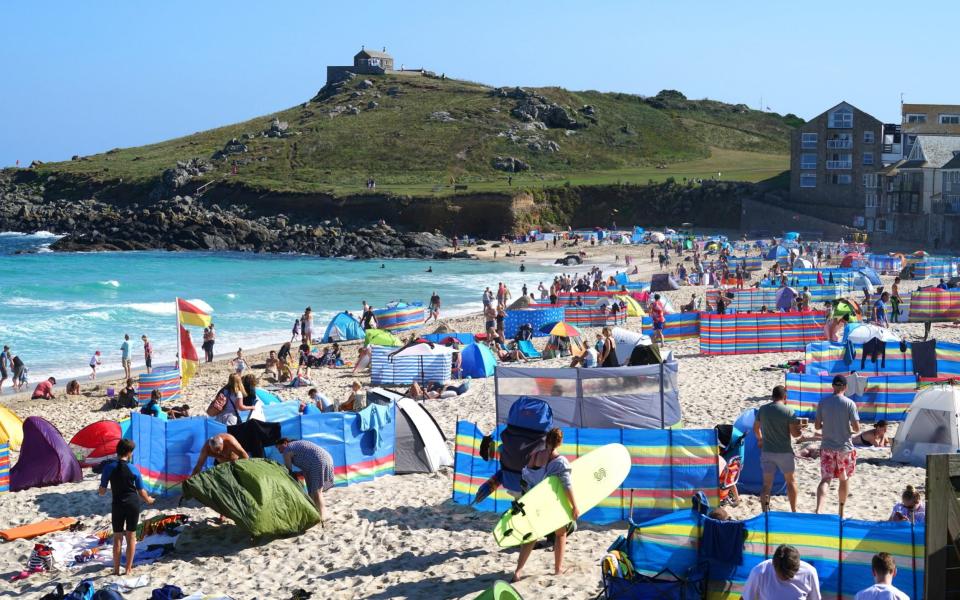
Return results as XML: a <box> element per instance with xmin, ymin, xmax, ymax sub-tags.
<box><xmin>100</xmin><ymin>280</ymin><xmax>121</xmax><ymax>288</ymax></box>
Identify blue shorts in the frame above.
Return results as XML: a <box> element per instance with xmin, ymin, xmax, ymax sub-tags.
<box><xmin>653</xmin><ymin>321</ymin><xmax>665</xmax><ymax>331</ymax></box>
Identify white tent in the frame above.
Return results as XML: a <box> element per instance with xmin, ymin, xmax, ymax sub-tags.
<box><xmin>611</xmin><ymin>327</ymin><xmax>651</xmax><ymax>365</ymax></box>
<box><xmin>793</xmin><ymin>257</ymin><xmax>813</xmax><ymax>270</ymax></box>
<box><xmin>892</xmin><ymin>385</ymin><xmax>960</xmax><ymax>467</ymax></box>
<box><xmin>845</xmin><ymin>323</ymin><xmax>900</xmax><ymax>344</ymax></box>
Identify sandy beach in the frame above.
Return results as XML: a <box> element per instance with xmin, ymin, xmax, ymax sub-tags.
<box><xmin>0</xmin><ymin>242</ymin><xmax>942</xmax><ymax>599</ymax></box>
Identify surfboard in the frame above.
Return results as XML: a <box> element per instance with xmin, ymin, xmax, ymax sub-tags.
<box><xmin>473</xmin><ymin>580</ymin><xmax>522</xmax><ymax>600</ymax></box>
<box><xmin>0</xmin><ymin>517</ymin><xmax>78</xmax><ymax>541</ymax></box>
<box><xmin>492</xmin><ymin>443</ymin><xmax>631</xmax><ymax>548</ymax></box>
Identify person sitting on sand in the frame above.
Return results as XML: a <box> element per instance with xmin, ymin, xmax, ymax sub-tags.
<box><xmin>191</xmin><ymin>432</ymin><xmax>249</xmax><ymax>476</ymax></box>
<box><xmin>490</xmin><ymin>340</ymin><xmax>525</xmax><ymax>363</ymax></box>
<box><xmin>569</xmin><ymin>345</ymin><xmax>597</xmax><ymax>368</ymax></box>
<box><xmin>513</xmin><ymin>428</ymin><xmax>579</xmax><ymax>582</ymax></box>
<box><xmin>328</xmin><ymin>343</ymin><xmax>343</xmax><ymax>366</ymax></box>
<box><xmin>263</xmin><ymin>350</ymin><xmax>280</xmax><ymax>382</ymax></box>
<box><xmin>743</xmin><ymin>544</ymin><xmax>820</xmax><ymax>600</ymax></box>
<box><xmin>889</xmin><ymin>484</ymin><xmax>925</xmax><ymax>524</ymax></box>
<box><xmin>852</xmin><ymin>420</ymin><xmax>891</xmax><ymax>447</ymax></box>
<box><xmin>406</xmin><ymin>378</ymin><xmax>471</xmax><ymax>400</ymax></box>
<box><xmin>98</xmin><ymin>439</ymin><xmax>155</xmax><ymax>576</ymax></box>
<box><xmin>31</xmin><ymin>376</ymin><xmax>57</xmax><ymax>400</ymax></box>
<box><xmin>856</xmin><ymin>552</ymin><xmax>910</xmax><ymax>600</ymax></box>
<box><xmin>114</xmin><ymin>378</ymin><xmax>138</xmax><ymax>409</ymax></box>
<box><xmin>276</xmin><ymin>437</ymin><xmax>334</xmax><ymax>523</ymax></box>
<box><xmin>309</xmin><ymin>388</ymin><xmax>335</xmax><ymax>412</ymax></box>
<box><xmin>140</xmin><ymin>389</ymin><xmax>162</xmax><ymax>418</ymax></box>
<box><xmin>341</xmin><ymin>380</ymin><xmax>367</xmax><ymax>412</ymax></box>
<box><xmin>66</xmin><ymin>379</ymin><xmax>81</xmax><ymax>396</ymax></box>
<box><xmin>353</xmin><ymin>345</ymin><xmax>372</xmax><ymax>374</ymax></box>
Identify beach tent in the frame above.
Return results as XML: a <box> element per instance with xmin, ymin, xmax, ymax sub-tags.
<box><xmin>892</xmin><ymin>385</ymin><xmax>960</xmax><ymax>467</ymax></box>
<box><xmin>615</xmin><ymin>294</ymin><xmax>645</xmax><ymax>317</ymax></box>
<box><xmin>364</xmin><ymin>328</ymin><xmax>402</xmax><ymax>347</ymax></box>
<box><xmin>844</xmin><ymin>323</ymin><xmax>900</xmax><ymax>344</ymax></box>
<box><xmin>792</xmin><ymin>257</ymin><xmax>813</xmax><ymax>270</ymax></box>
<box><xmin>784</xmin><ymin>231</ymin><xmax>800</xmax><ymax>241</ymax></box>
<box><xmin>832</xmin><ymin>298</ymin><xmax>863</xmax><ymax>321</ymax></box>
<box><xmin>649</xmin><ymin>273</ymin><xmax>680</xmax><ymax>292</ymax></box>
<box><xmin>69</xmin><ymin>420</ymin><xmax>122</xmax><ymax>468</ymax></box>
<box><xmin>394</xmin><ymin>397</ymin><xmax>454</xmax><ymax>474</ymax></box>
<box><xmin>856</xmin><ymin>266</ymin><xmax>883</xmax><ymax>286</ymax></box>
<box><xmin>0</xmin><ymin>406</ymin><xmax>24</xmax><ymax>451</ymax></box>
<box><xmin>459</xmin><ymin>343</ymin><xmax>497</xmax><ymax>378</ymax></box>
<box><xmin>611</xmin><ymin>327</ymin><xmax>651</xmax><ymax>366</ymax></box>
<box><xmin>9</xmin><ymin>417</ymin><xmax>82</xmax><ymax>492</ymax></box>
<box><xmin>182</xmin><ymin>458</ymin><xmax>320</xmax><ymax>538</ymax></box>
<box><xmin>840</xmin><ymin>252</ymin><xmax>863</xmax><ymax>268</ymax></box>
<box><xmin>850</xmin><ymin>272</ymin><xmax>875</xmax><ymax>294</ymax></box>
<box><xmin>765</xmin><ymin>245</ymin><xmax>790</xmax><ymax>261</ymax></box>
<box><xmin>322</xmin><ymin>312</ymin><xmax>364</xmax><ymax>343</ymax></box>
<box><xmin>733</xmin><ymin>408</ymin><xmax>786</xmax><ymax>496</ymax></box>
<box><xmin>495</xmin><ymin>362</ymin><xmax>681</xmax><ymax>429</ymax></box>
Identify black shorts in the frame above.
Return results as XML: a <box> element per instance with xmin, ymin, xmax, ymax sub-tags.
<box><xmin>145</xmin><ymin>357</ymin><xmax>152</xmax><ymax>369</ymax></box>
<box><xmin>112</xmin><ymin>504</ymin><xmax>140</xmax><ymax>533</ymax></box>
<box><xmin>0</xmin><ymin>366</ymin><xmax>7</xmax><ymax>379</ymax></box>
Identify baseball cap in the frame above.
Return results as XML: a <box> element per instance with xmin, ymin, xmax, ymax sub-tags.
<box><xmin>832</xmin><ymin>374</ymin><xmax>847</xmax><ymax>386</ymax></box>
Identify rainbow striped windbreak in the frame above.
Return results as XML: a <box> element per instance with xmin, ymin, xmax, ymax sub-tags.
<box><xmin>761</xmin><ymin>268</ymin><xmax>857</xmax><ymax>288</ymax></box>
<box><xmin>726</xmin><ymin>256</ymin><xmax>762</xmax><ymax>271</ymax></box>
<box><xmin>641</xmin><ymin>312</ymin><xmax>701</xmax><ymax>341</ymax></box>
<box><xmin>128</xmin><ymin>402</ymin><xmax>396</xmax><ymax>497</ymax></box>
<box><xmin>699</xmin><ymin>311</ymin><xmax>826</xmax><ymax>355</ymax></box>
<box><xmin>706</xmin><ymin>286</ymin><xmax>847</xmax><ymax>312</ymax></box>
<box><xmin>373</xmin><ymin>304</ymin><xmax>426</xmax><ymax>331</ymax></box>
<box><xmin>912</xmin><ymin>259</ymin><xmax>958</xmax><ymax>280</ymax></box>
<box><xmin>620</xmin><ymin>509</ymin><xmax>924</xmax><ymax>599</ymax></box>
<box><xmin>908</xmin><ymin>288</ymin><xmax>960</xmax><ymax>322</ymax></box>
<box><xmin>785</xmin><ymin>340</ymin><xmax>960</xmax><ymax>421</ymax></box>
<box><xmin>452</xmin><ymin>421</ymin><xmax>720</xmax><ymax>525</ymax></box>
<box><xmin>0</xmin><ymin>442</ymin><xmax>8</xmax><ymax>494</ymax></box>
<box><xmin>137</xmin><ymin>367</ymin><xmax>181</xmax><ymax>404</ymax></box>
<box><xmin>562</xmin><ymin>306</ymin><xmax>627</xmax><ymax>328</ymax></box>
<box><xmin>867</xmin><ymin>254</ymin><xmax>903</xmax><ymax>274</ymax></box>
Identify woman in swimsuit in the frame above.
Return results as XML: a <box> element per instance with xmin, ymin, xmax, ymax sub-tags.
<box><xmin>852</xmin><ymin>420</ymin><xmax>890</xmax><ymax>447</ymax></box>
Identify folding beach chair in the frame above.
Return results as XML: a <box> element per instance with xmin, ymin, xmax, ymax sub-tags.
<box><xmin>517</xmin><ymin>340</ymin><xmax>542</xmax><ymax>360</ymax></box>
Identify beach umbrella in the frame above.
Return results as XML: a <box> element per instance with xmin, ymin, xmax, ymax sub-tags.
<box><xmin>539</xmin><ymin>322</ymin><xmax>582</xmax><ymax>338</ymax></box>
<box><xmin>649</xmin><ymin>232</ymin><xmax>665</xmax><ymax>243</ymax></box>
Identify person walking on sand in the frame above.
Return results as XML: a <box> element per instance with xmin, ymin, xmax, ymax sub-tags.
<box><xmin>755</xmin><ymin>385</ymin><xmax>802</xmax><ymax>512</ymax></box>
<box><xmin>89</xmin><ymin>350</ymin><xmax>102</xmax><ymax>380</ymax></box>
<box><xmin>513</xmin><ymin>428</ymin><xmax>580</xmax><ymax>582</ymax></box>
<box><xmin>290</xmin><ymin>317</ymin><xmax>301</xmax><ymax>343</ymax></box>
<box><xmin>0</xmin><ymin>345</ymin><xmax>10</xmax><ymax>394</ymax></box>
<box><xmin>98</xmin><ymin>439</ymin><xmax>155</xmax><ymax>576</ymax></box>
<box><xmin>141</xmin><ymin>335</ymin><xmax>153</xmax><ymax>374</ymax></box>
<box><xmin>301</xmin><ymin>307</ymin><xmax>314</xmax><ymax>345</ymax></box>
<box><xmin>276</xmin><ymin>437</ymin><xmax>334</xmax><ymax>523</ymax></box>
<box><xmin>815</xmin><ymin>375</ymin><xmax>860</xmax><ymax>517</ymax></box>
<box><xmin>120</xmin><ymin>334</ymin><xmax>132</xmax><ymax>380</ymax></box>
<box><xmin>649</xmin><ymin>294</ymin><xmax>666</xmax><ymax>346</ymax></box>
<box><xmin>428</xmin><ymin>291</ymin><xmax>441</xmax><ymax>323</ymax></box>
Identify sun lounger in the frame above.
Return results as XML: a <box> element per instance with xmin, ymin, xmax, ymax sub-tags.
<box><xmin>517</xmin><ymin>340</ymin><xmax>542</xmax><ymax>359</ymax></box>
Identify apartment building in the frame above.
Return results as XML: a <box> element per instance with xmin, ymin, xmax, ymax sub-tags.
<box><xmin>789</xmin><ymin>102</ymin><xmax>884</xmax><ymax>227</ymax></box>
<box><xmin>902</xmin><ymin>103</ymin><xmax>960</xmax><ymax>157</ymax></box>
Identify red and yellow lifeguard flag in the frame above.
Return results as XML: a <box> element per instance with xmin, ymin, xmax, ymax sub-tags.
<box><xmin>177</xmin><ymin>298</ymin><xmax>212</xmax><ymax>328</ymax></box>
<box><xmin>179</xmin><ymin>325</ymin><xmax>199</xmax><ymax>387</ymax></box>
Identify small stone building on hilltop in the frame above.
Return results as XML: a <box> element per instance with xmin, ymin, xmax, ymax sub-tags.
<box><xmin>327</xmin><ymin>47</ymin><xmax>395</xmax><ymax>85</ymax></box>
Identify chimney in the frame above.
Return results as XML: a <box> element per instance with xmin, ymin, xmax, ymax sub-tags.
<box><xmin>383</xmin><ymin>46</ymin><xmax>386</xmax><ymax>52</ymax></box>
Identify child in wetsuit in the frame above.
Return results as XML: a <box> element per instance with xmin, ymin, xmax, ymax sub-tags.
<box><xmin>98</xmin><ymin>439</ymin><xmax>154</xmax><ymax>575</ymax></box>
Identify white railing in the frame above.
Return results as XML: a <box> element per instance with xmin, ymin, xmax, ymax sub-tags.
<box><xmin>826</xmin><ymin>160</ymin><xmax>853</xmax><ymax>170</ymax></box>
<box><xmin>827</xmin><ymin>139</ymin><xmax>853</xmax><ymax>149</ymax></box>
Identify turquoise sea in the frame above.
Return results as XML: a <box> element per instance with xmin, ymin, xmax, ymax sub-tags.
<box><xmin>0</xmin><ymin>232</ymin><xmax>558</xmax><ymax>384</ymax></box>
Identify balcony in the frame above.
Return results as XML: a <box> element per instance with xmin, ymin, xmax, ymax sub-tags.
<box><xmin>827</xmin><ymin>139</ymin><xmax>853</xmax><ymax>149</ymax></box>
<box><xmin>801</xmin><ymin>141</ymin><xmax>817</xmax><ymax>149</ymax></box>
<box><xmin>826</xmin><ymin>160</ymin><xmax>853</xmax><ymax>170</ymax></box>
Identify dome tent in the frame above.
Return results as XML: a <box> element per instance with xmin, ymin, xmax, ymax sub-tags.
<box><xmin>892</xmin><ymin>385</ymin><xmax>960</xmax><ymax>467</ymax></box>
<box><xmin>765</xmin><ymin>245</ymin><xmax>790</xmax><ymax>261</ymax></box>
<box><xmin>459</xmin><ymin>343</ymin><xmax>497</xmax><ymax>378</ymax></box>
<box><xmin>69</xmin><ymin>420</ymin><xmax>122</xmax><ymax>468</ymax></box>
<box><xmin>322</xmin><ymin>311</ymin><xmax>364</xmax><ymax>343</ymax></box>
<box><xmin>10</xmin><ymin>417</ymin><xmax>82</xmax><ymax>492</ymax></box>
<box><xmin>0</xmin><ymin>406</ymin><xmax>24</xmax><ymax>451</ymax></box>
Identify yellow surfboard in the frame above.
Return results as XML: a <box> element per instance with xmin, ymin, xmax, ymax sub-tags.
<box><xmin>492</xmin><ymin>443</ymin><xmax>631</xmax><ymax>548</ymax></box>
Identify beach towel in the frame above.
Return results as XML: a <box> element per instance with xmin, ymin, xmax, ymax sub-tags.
<box><xmin>359</xmin><ymin>404</ymin><xmax>393</xmax><ymax>450</ymax></box>
<box><xmin>912</xmin><ymin>339</ymin><xmax>938</xmax><ymax>378</ymax></box>
<box><xmin>701</xmin><ymin>517</ymin><xmax>746</xmax><ymax>565</ymax></box>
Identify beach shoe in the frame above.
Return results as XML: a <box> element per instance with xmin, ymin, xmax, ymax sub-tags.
<box><xmin>290</xmin><ymin>590</ymin><xmax>312</xmax><ymax>600</ymax></box>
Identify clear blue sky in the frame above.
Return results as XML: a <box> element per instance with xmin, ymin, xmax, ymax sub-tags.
<box><xmin>3</xmin><ymin>0</ymin><xmax>957</xmax><ymax>167</ymax></box>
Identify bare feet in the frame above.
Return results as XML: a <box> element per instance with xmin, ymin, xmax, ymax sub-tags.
<box><xmin>125</xmin><ymin>567</ymin><xmax>133</xmax><ymax>575</ymax></box>
<box><xmin>112</xmin><ymin>569</ymin><xmax>120</xmax><ymax>576</ymax></box>
<box><xmin>511</xmin><ymin>571</ymin><xmax>523</xmax><ymax>583</ymax></box>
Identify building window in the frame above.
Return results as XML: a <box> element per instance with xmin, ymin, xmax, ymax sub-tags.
<box><xmin>864</xmin><ymin>173</ymin><xmax>879</xmax><ymax>188</ymax></box>
<box><xmin>865</xmin><ymin>192</ymin><xmax>879</xmax><ymax>208</ymax></box>
<box><xmin>829</xmin><ymin>107</ymin><xmax>854</xmax><ymax>128</ymax></box>
<box><xmin>800</xmin><ymin>174</ymin><xmax>816</xmax><ymax>188</ymax></box>
<box><xmin>863</xmin><ymin>152</ymin><xmax>874</xmax><ymax>165</ymax></box>
<box><xmin>940</xmin><ymin>114</ymin><xmax>960</xmax><ymax>124</ymax></box>
<box><xmin>801</xmin><ymin>133</ymin><xmax>818</xmax><ymax>149</ymax></box>
<box><xmin>800</xmin><ymin>153</ymin><xmax>817</xmax><ymax>169</ymax></box>
<box><xmin>877</xmin><ymin>219</ymin><xmax>889</xmax><ymax>232</ymax></box>
<box><xmin>864</xmin><ymin>131</ymin><xmax>875</xmax><ymax>144</ymax></box>
<box><xmin>906</xmin><ymin>114</ymin><xmax>927</xmax><ymax>124</ymax></box>
<box><xmin>831</xmin><ymin>174</ymin><xmax>852</xmax><ymax>185</ymax></box>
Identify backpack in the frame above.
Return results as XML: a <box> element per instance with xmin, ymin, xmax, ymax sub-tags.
<box><xmin>206</xmin><ymin>388</ymin><xmax>229</xmax><ymax>416</ymax></box>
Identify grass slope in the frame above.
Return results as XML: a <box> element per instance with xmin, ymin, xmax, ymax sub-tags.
<box><xmin>38</xmin><ymin>75</ymin><xmax>794</xmax><ymax>196</ymax></box>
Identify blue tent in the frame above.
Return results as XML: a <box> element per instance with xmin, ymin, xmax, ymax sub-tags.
<box><xmin>459</xmin><ymin>343</ymin><xmax>497</xmax><ymax>378</ymax></box>
<box><xmin>856</xmin><ymin>267</ymin><xmax>882</xmax><ymax>286</ymax></box>
<box><xmin>322</xmin><ymin>312</ymin><xmax>364</xmax><ymax>342</ymax></box>
<box><xmin>734</xmin><ymin>408</ymin><xmax>786</xmax><ymax>496</ymax></box>
<box><xmin>764</xmin><ymin>245</ymin><xmax>790</xmax><ymax>261</ymax></box>
<box><xmin>784</xmin><ymin>231</ymin><xmax>800</xmax><ymax>241</ymax></box>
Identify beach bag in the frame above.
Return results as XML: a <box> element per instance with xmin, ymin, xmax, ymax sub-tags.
<box><xmin>151</xmin><ymin>585</ymin><xmax>185</xmax><ymax>600</ymax></box>
<box><xmin>65</xmin><ymin>579</ymin><xmax>95</xmax><ymax>600</ymax></box>
<box><xmin>206</xmin><ymin>389</ymin><xmax>229</xmax><ymax>417</ymax></box>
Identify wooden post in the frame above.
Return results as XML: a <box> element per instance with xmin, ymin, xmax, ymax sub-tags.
<box><xmin>925</xmin><ymin>453</ymin><xmax>960</xmax><ymax>599</ymax></box>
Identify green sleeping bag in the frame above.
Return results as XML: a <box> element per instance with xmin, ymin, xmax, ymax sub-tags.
<box><xmin>182</xmin><ymin>458</ymin><xmax>320</xmax><ymax>538</ymax></box>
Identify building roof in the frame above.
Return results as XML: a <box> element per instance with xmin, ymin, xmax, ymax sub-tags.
<box><xmin>944</xmin><ymin>153</ymin><xmax>960</xmax><ymax>170</ymax></box>
<box><xmin>902</xmin><ymin>103</ymin><xmax>960</xmax><ymax>115</ymax></box>
<box><xmin>903</xmin><ymin>136</ymin><xmax>960</xmax><ymax>168</ymax></box>
<box><xmin>355</xmin><ymin>48</ymin><xmax>392</xmax><ymax>60</ymax></box>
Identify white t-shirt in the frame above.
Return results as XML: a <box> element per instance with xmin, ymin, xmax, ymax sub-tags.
<box><xmin>855</xmin><ymin>583</ymin><xmax>910</xmax><ymax>600</ymax></box>
<box><xmin>742</xmin><ymin>559</ymin><xmax>821</xmax><ymax>600</ymax></box>
<box><xmin>583</xmin><ymin>348</ymin><xmax>598</xmax><ymax>367</ymax></box>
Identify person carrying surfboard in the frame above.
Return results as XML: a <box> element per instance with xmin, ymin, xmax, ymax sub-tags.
<box><xmin>512</xmin><ymin>428</ymin><xmax>580</xmax><ymax>582</ymax></box>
